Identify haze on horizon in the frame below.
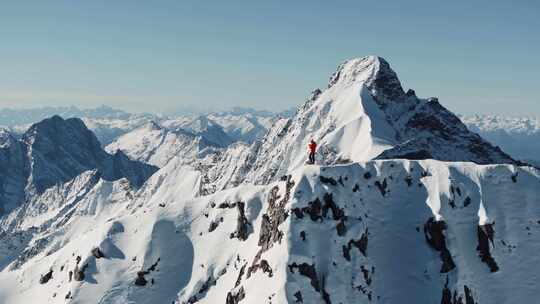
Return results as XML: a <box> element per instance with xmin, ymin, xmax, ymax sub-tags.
<box><xmin>0</xmin><ymin>1</ymin><xmax>539</xmax><ymax>116</ymax></box>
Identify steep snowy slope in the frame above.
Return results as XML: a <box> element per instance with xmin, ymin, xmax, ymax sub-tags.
<box><xmin>106</xmin><ymin>121</ymin><xmax>220</xmax><ymax>168</ymax></box>
<box><xmin>461</xmin><ymin>115</ymin><xmax>540</xmax><ymax>165</ymax></box>
<box><xmin>0</xmin><ymin>159</ymin><xmax>538</xmax><ymax>303</ymax></box>
<box><xmin>0</xmin><ymin>116</ymin><xmax>157</xmax><ymax>214</ymax></box>
<box><xmin>197</xmin><ymin>56</ymin><xmax>520</xmax><ymax>192</ymax></box>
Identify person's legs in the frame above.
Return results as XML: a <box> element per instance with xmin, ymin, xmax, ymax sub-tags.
<box><xmin>309</xmin><ymin>152</ymin><xmax>315</xmax><ymax>164</ymax></box>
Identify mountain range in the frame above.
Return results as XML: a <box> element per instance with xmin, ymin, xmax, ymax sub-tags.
<box><xmin>0</xmin><ymin>56</ymin><xmax>538</xmax><ymax>304</ymax></box>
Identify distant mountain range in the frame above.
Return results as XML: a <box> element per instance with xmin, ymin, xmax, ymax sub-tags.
<box><xmin>1</xmin><ymin>56</ymin><xmax>539</xmax><ymax>304</ymax></box>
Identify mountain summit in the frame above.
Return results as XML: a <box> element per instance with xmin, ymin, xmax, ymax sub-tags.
<box><xmin>204</xmin><ymin>55</ymin><xmax>519</xmax><ymax>188</ymax></box>
<box><xmin>0</xmin><ymin>56</ymin><xmax>537</xmax><ymax>304</ymax></box>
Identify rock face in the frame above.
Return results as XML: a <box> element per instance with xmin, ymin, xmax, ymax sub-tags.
<box><xmin>0</xmin><ymin>116</ymin><xmax>157</xmax><ymax>214</ymax></box>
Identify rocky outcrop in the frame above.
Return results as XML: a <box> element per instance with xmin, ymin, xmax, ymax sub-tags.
<box><xmin>424</xmin><ymin>218</ymin><xmax>456</xmax><ymax>273</ymax></box>
<box><xmin>477</xmin><ymin>224</ymin><xmax>499</xmax><ymax>272</ymax></box>
<box><xmin>39</xmin><ymin>269</ymin><xmax>53</xmax><ymax>284</ymax></box>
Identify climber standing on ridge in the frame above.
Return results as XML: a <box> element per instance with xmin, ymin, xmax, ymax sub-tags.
<box><xmin>308</xmin><ymin>139</ymin><xmax>317</xmax><ymax>165</ymax></box>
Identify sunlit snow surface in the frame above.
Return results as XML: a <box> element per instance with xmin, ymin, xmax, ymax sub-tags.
<box><xmin>0</xmin><ymin>160</ymin><xmax>539</xmax><ymax>303</ymax></box>
<box><xmin>1</xmin><ymin>56</ymin><xmax>538</xmax><ymax>304</ymax></box>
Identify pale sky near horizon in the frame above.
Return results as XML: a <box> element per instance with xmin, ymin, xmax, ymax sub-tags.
<box><xmin>0</xmin><ymin>1</ymin><xmax>539</xmax><ymax>115</ymax></box>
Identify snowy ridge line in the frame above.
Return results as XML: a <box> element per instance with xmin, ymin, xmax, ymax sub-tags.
<box><xmin>1</xmin><ymin>158</ymin><xmax>539</xmax><ymax>303</ymax></box>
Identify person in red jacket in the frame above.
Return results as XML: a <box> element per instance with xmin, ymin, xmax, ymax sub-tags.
<box><xmin>308</xmin><ymin>139</ymin><xmax>317</xmax><ymax>164</ymax></box>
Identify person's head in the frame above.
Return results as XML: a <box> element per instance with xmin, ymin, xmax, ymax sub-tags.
<box><xmin>310</xmin><ymin>139</ymin><xmax>315</xmax><ymax>144</ymax></box>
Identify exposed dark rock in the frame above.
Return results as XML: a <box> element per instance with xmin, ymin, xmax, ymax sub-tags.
<box><xmin>424</xmin><ymin>218</ymin><xmax>456</xmax><ymax>273</ymax></box>
<box><xmin>342</xmin><ymin>245</ymin><xmax>351</xmax><ymax>261</ymax></box>
<box><xmin>464</xmin><ymin>285</ymin><xmax>476</xmax><ymax>304</ymax></box>
<box><xmin>353</xmin><ymin>230</ymin><xmax>369</xmax><ymax>257</ymax></box>
<box><xmin>39</xmin><ymin>269</ymin><xmax>53</xmax><ymax>284</ymax></box>
<box><xmin>226</xmin><ymin>286</ymin><xmax>245</xmax><ymax>304</ymax></box>
<box><xmin>404</xmin><ymin>175</ymin><xmax>413</xmax><ymax>187</ymax></box>
<box><xmin>247</xmin><ymin>259</ymin><xmax>273</xmax><ymax>279</ymax></box>
<box><xmin>300</xmin><ymin>231</ymin><xmax>306</xmax><ymax>241</ymax></box>
<box><xmin>463</xmin><ymin>197</ymin><xmax>471</xmax><ymax>207</ymax></box>
<box><xmin>322</xmin><ymin>193</ymin><xmax>345</xmax><ymax>220</ymax></box>
<box><xmin>338</xmin><ymin>176</ymin><xmax>345</xmax><ymax>186</ymax></box>
<box><xmin>343</xmin><ymin>230</ymin><xmax>369</xmax><ymax>260</ymax></box>
<box><xmin>320</xmin><ymin>176</ymin><xmax>338</xmax><ymax>186</ymax></box>
<box><xmin>353</xmin><ymin>183</ymin><xmax>360</xmax><ymax>192</ymax></box>
<box><xmin>292</xmin><ymin>198</ymin><xmax>322</xmax><ymax>222</ymax></box>
<box><xmin>135</xmin><ymin>271</ymin><xmax>148</xmax><ymax>286</ymax></box>
<box><xmin>441</xmin><ymin>277</ymin><xmax>452</xmax><ymax>304</ymax></box>
<box><xmin>406</xmin><ymin>89</ymin><xmax>416</xmax><ymax>97</ymax></box>
<box><xmin>91</xmin><ymin>247</ymin><xmax>105</xmax><ymax>259</ymax></box>
<box><xmin>511</xmin><ymin>172</ymin><xmax>518</xmax><ymax>183</ymax></box>
<box><xmin>259</xmin><ymin>260</ymin><xmax>273</xmax><ymax>277</ymax></box>
<box><xmin>360</xmin><ymin>265</ymin><xmax>373</xmax><ymax>286</ymax></box>
<box><xmin>208</xmin><ymin>220</ymin><xmax>219</xmax><ymax>232</ymax></box>
<box><xmin>294</xmin><ymin>291</ymin><xmax>304</xmax><ymax>303</ymax></box>
<box><xmin>441</xmin><ymin>278</ymin><xmax>478</xmax><ymax>304</ymax></box>
<box><xmin>235</xmin><ymin>264</ymin><xmax>246</xmax><ymax>288</ymax></box>
<box><xmin>336</xmin><ymin>220</ymin><xmax>347</xmax><ymax>236</ymax></box>
<box><xmin>258</xmin><ymin>176</ymin><xmax>294</xmax><ymax>252</ymax></box>
<box><xmin>364</xmin><ymin>172</ymin><xmax>372</xmax><ymax>180</ymax></box>
<box><xmin>374</xmin><ymin>179</ymin><xmax>388</xmax><ymax>196</ymax></box>
<box><xmin>288</xmin><ymin>263</ymin><xmax>331</xmax><ymax>304</ymax></box>
<box><xmin>218</xmin><ymin>202</ymin><xmax>237</xmax><ymax>209</ymax></box>
<box><xmin>74</xmin><ymin>264</ymin><xmax>88</xmax><ymax>282</ymax></box>
<box><xmin>477</xmin><ymin>223</ymin><xmax>499</xmax><ymax>272</ymax></box>
<box><xmin>231</xmin><ymin>202</ymin><xmax>250</xmax><ymax>241</ymax></box>
<box><xmin>147</xmin><ymin>258</ymin><xmax>160</xmax><ymax>272</ymax></box>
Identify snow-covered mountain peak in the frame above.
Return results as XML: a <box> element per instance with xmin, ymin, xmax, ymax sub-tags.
<box><xmin>203</xmin><ymin>55</ymin><xmax>520</xmax><ymax>189</ymax></box>
<box><xmin>0</xmin><ymin>115</ymin><xmax>157</xmax><ymax>214</ymax></box>
<box><xmin>329</xmin><ymin>56</ymin><xmax>405</xmax><ymax>102</ymax></box>
<box><xmin>22</xmin><ymin>115</ymin><xmax>102</xmax><ymax>150</ymax></box>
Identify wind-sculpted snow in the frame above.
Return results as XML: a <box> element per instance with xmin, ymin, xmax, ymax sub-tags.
<box><xmin>0</xmin><ymin>159</ymin><xmax>538</xmax><ymax>303</ymax></box>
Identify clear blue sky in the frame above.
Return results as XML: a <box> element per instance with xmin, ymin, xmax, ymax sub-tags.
<box><xmin>0</xmin><ymin>1</ymin><xmax>538</xmax><ymax>115</ymax></box>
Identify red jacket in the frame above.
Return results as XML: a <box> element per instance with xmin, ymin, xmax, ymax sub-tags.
<box><xmin>308</xmin><ymin>141</ymin><xmax>317</xmax><ymax>153</ymax></box>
